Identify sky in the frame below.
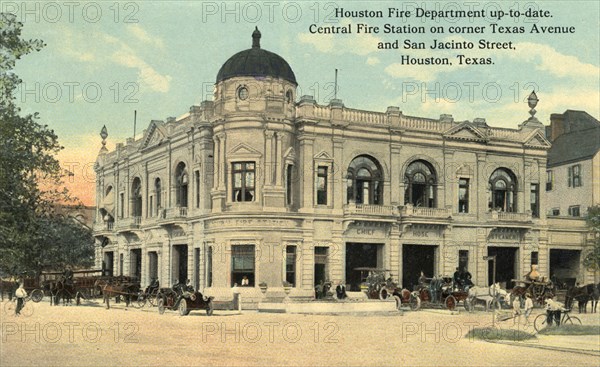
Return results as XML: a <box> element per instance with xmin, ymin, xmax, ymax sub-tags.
<box><xmin>7</xmin><ymin>0</ymin><xmax>600</xmax><ymax>205</ymax></box>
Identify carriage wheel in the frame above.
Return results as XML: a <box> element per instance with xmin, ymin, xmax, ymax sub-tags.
<box><xmin>206</xmin><ymin>300</ymin><xmax>214</xmax><ymax>316</ymax></box>
<box><xmin>379</xmin><ymin>286</ymin><xmax>390</xmax><ymax>300</ymax></box>
<box><xmin>137</xmin><ymin>292</ymin><xmax>147</xmax><ymax>308</ymax></box>
<box><xmin>445</xmin><ymin>295</ymin><xmax>457</xmax><ymax>311</ymax></box>
<box><xmin>178</xmin><ymin>299</ymin><xmax>189</xmax><ymax>316</ymax></box>
<box><xmin>31</xmin><ymin>289</ymin><xmax>44</xmax><ymax>303</ymax></box>
<box><xmin>4</xmin><ymin>301</ymin><xmax>15</xmax><ymax>315</ymax></box>
<box><xmin>157</xmin><ymin>298</ymin><xmax>165</xmax><ymax>315</ymax></box>
<box><xmin>393</xmin><ymin>295</ymin><xmax>402</xmax><ymax>310</ymax></box>
<box><xmin>409</xmin><ymin>293</ymin><xmax>421</xmax><ymax>311</ymax></box>
<box><xmin>148</xmin><ymin>289</ymin><xmax>159</xmax><ymax>307</ymax></box>
<box><xmin>533</xmin><ymin>314</ymin><xmax>547</xmax><ymax>332</ymax></box>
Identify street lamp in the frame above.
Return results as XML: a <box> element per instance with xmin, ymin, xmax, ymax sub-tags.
<box><xmin>483</xmin><ymin>255</ymin><xmax>497</xmax><ymax>326</ymax></box>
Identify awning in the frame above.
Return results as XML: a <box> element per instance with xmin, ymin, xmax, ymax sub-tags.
<box><xmin>100</xmin><ymin>193</ymin><xmax>115</xmax><ymax>218</ymax></box>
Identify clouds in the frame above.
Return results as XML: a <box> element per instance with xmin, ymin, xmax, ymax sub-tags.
<box><xmin>58</xmin><ymin>25</ymin><xmax>172</xmax><ymax>93</ymax></box>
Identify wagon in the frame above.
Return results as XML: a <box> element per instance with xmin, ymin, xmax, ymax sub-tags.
<box><xmin>416</xmin><ymin>276</ymin><xmax>470</xmax><ymax>311</ymax></box>
<box><xmin>355</xmin><ymin>267</ymin><xmax>420</xmax><ymax>311</ymax></box>
<box><xmin>156</xmin><ymin>288</ymin><xmax>214</xmax><ymax>316</ymax></box>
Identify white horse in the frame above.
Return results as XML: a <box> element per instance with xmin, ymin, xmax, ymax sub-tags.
<box><xmin>468</xmin><ymin>283</ymin><xmax>507</xmax><ymax>311</ymax></box>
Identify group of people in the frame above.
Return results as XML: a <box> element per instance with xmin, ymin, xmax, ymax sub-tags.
<box><xmin>314</xmin><ymin>280</ymin><xmax>348</xmax><ymax>300</ymax></box>
<box><xmin>173</xmin><ymin>279</ymin><xmax>195</xmax><ymax>298</ymax></box>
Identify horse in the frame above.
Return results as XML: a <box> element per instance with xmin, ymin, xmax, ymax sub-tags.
<box><xmin>566</xmin><ymin>283</ymin><xmax>599</xmax><ymax>313</ymax></box>
<box><xmin>51</xmin><ymin>277</ymin><xmax>77</xmax><ymax>306</ymax></box>
<box><xmin>468</xmin><ymin>283</ymin><xmax>507</xmax><ymax>311</ymax></box>
<box><xmin>102</xmin><ymin>282</ymin><xmax>139</xmax><ymax>309</ymax></box>
<box><xmin>0</xmin><ymin>280</ymin><xmax>19</xmax><ymax>301</ymax></box>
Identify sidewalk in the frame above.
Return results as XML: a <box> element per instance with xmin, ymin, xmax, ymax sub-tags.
<box><xmin>488</xmin><ymin>333</ymin><xmax>600</xmax><ymax>356</ymax></box>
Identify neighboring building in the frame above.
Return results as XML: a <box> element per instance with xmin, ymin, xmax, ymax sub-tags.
<box><xmin>544</xmin><ymin>110</ymin><xmax>600</xmax><ymax>286</ymax></box>
<box><xmin>92</xmin><ymin>29</ymin><xmax>593</xmax><ymax>305</ymax></box>
<box><xmin>545</xmin><ymin>110</ymin><xmax>600</xmax><ymax>218</ymax></box>
<box><xmin>54</xmin><ymin>205</ymin><xmax>96</xmax><ymax>230</ymax></box>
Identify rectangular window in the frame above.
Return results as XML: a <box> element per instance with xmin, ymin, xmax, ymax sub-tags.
<box><xmin>195</xmin><ymin>170</ymin><xmax>200</xmax><ymax>208</ymax></box>
<box><xmin>546</xmin><ymin>170</ymin><xmax>553</xmax><ymax>191</ymax></box>
<box><xmin>551</xmin><ymin>208</ymin><xmax>560</xmax><ymax>216</ymax></box>
<box><xmin>531</xmin><ymin>251</ymin><xmax>538</xmax><ymax>266</ymax></box>
<box><xmin>119</xmin><ymin>193</ymin><xmax>124</xmax><ymax>218</ymax></box>
<box><xmin>119</xmin><ymin>253</ymin><xmax>124</xmax><ymax>276</ymax></box>
<box><xmin>286</xmin><ymin>164</ymin><xmax>293</xmax><ymax>206</ymax></box>
<box><xmin>458</xmin><ymin>250</ymin><xmax>469</xmax><ymax>271</ymax></box>
<box><xmin>317</xmin><ymin>166</ymin><xmax>328</xmax><ymax>205</ymax></box>
<box><xmin>568</xmin><ymin>164</ymin><xmax>582</xmax><ymax>187</ymax></box>
<box><xmin>458</xmin><ymin>178</ymin><xmax>469</xmax><ymax>213</ymax></box>
<box><xmin>286</xmin><ymin>246</ymin><xmax>296</xmax><ymax>286</ymax></box>
<box><xmin>207</xmin><ymin>247</ymin><xmax>213</xmax><ymax>288</ymax></box>
<box><xmin>568</xmin><ymin>205</ymin><xmax>580</xmax><ymax>217</ymax></box>
<box><xmin>530</xmin><ymin>183</ymin><xmax>539</xmax><ymax>218</ymax></box>
<box><xmin>232</xmin><ymin>162</ymin><xmax>255</xmax><ymax>202</ymax></box>
<box><xmin>231</xmin><ymin>245</ymin><xmax>255</xmax><ymax>286</ymax></box>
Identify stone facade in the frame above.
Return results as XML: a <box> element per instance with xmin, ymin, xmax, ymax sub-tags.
<box><xmin>93</xmin><ymin>31</ymin><xmax>593</xmax><ymax>305</ymax></box>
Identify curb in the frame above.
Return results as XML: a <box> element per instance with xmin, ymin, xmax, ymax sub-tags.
<box><xmin>485</xmin><ymin>339</ymin><xmax>600</xmax><ymax>357</ymax></box>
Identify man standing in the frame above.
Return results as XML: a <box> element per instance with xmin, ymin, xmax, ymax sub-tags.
<box><xmin>512</xmin><ymin>296</ymin><xmax>522</xmax><ymax>325</ymax></box>
<box><xmin>524</xmin><ymin>293</ymin><xmax>534</xmax><ymax>325</ymax></box>
<box><xmin>15</xmin><ymin>282</ymin><xmax>27</xmax><ymax>316</ymax></box>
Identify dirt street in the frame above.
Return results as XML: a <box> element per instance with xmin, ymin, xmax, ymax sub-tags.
<box><xmin>1</xmin><ymin>299</ymin><xmax>599</xmax><ymax>366</ymax></box>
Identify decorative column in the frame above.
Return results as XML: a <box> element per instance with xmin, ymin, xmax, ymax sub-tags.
<box><xmin>218</xmin><ymin>133</ymin><xmax>226</xmax><ymax>190</ymax></box>
<box><xmin>275</xmin><ymin>133</ymin><xmax>283</xmax><ymax>187</ymax></box>
<box><xmin>264</xmin><ymin>130</ymin><xmax>274</xmax><ymax>186</ymax></box>
<box><xmin>298</xmin><ymin>136</ymin><xmax>314</xmax><ymax>211</ymax></box>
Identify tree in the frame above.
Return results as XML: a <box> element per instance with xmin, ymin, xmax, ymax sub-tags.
<box><xmin>0</xmin><ymin>13</ymin><xmax>93</xmax><ymax>276</ymax></box>
<box><xmin>583</xmin><ymin>206</ymin><xmax>600</xmax><ymax>272</ymax></box>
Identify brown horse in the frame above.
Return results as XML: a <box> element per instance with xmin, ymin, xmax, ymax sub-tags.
<box><xmin>102</xmin><ymin>282</ymin><xmax>139</xmax><ymax>309</ymax></box>
<box><xmin>566</xmin><ymin>283</ymin><xmax>599</xmax><ymax>313</ymax></box>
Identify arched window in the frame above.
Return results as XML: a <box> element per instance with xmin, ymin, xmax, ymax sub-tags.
<box><xmin>100</xmin><ymin>185</ymin><xmax>114</xmax><ymax>221</ymax></box>
<box><xmin>175</xmin><ymin>162</ymin><xmax>188</xmax><ymax>208</ymax></box>
<box><xmin>404</xmin><ymin>160</ymin><xmax>437</xmax><ymax>208</ymax></box>
<box><xmin>489</xmin><ymin>168</ymin><xmax>517</xmax><ymax>212</ymax></box>
<box><xmin>131</xmin><ymin>177</ymin><xmax>142</xmax><ymax>217</ymax></box>
<box><xmin>155</xmin><ymin>178</ymin><xmax>162</xmax><ymax>214</ymax></box>
<box><xmin>346</xmin><ymin>155</ymin><xmax>383</xmax><ymax>205</ymax></box>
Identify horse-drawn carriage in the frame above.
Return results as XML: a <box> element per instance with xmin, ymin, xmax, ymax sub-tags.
<box><xmin>510</xmin><ymin>278</ymin><xmax>555</xmax><ymax>307</ymax></box>
<box><xmin>415</xmin><ymin>276</ymin><xmax>470</xmax><ymax>311</ymax></box>
<box><xmin>8</xmin><ymin>270</ymin><xmax>104</xmax><ymax>305</ymax></box>
<box><xmin>356</xmin><ymin>268</ymin><xmax>420</xmax><ymax>310</ymax></box>
<box><xmin>156</xmin><ymin>287</ymin><xmax>214</xmax><ymax>316</ymax></box>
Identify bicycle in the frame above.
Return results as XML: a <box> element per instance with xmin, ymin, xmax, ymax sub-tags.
<box><xmin>533</xmin><ymin>309</ymin><xmax>582</xmax><ymax>332</ymax></box>
<box><xmin>3</xmin><ymin>296</ymin><xmax>34</xmax><ymax>317</ymax></box>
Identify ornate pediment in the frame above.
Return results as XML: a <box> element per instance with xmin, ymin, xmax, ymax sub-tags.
<box><xmin>523</xmin><ymin>130</ymin><xmax>551</xmax><ymax>149</ymax></box>
<box><xmin>284</xmin><ymin>147</ymin><xmax>296</xmax><ymax>161</ymax></box>
<box><xmin>140</xmin><ymin>120</ymin><xmax>168</xmax><ymax>150</ymax></box>
<box><xmin>444</xmin><ymin>123</ymin><xmax>487</xmax><ymax>142</ymax></box>
<box><xmin>314</xmin><ymin>150</ymin><xmax>333</xmax><ymax>160</ymax></box>
<box><xmin>228</xmin><ymin>143</ymin><xmax>262</xmax><ymax>158</ymax></box>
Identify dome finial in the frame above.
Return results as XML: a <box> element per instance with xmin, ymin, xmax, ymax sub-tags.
<box><xmin>252</xmin><ymin>27</ymin><xmax>261</xmax><ymax>48</ymax></box>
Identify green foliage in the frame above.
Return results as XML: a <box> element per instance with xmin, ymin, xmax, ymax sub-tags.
<box><xmin>0</xmin><ymin>13</ymin><xmax>92</xmax><ymax>276</ymax></box>
<box><xmin>583</xmin><ymin>206</ymin><xmax>600</xmax><ymax>271</ymax></box>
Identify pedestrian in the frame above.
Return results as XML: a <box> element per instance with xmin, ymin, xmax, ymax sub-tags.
<box><xmin>512</xmin><ymin>296</ymin><xmax>521</xmax><ymax>325</ymax></box>
<box><xmin>15</xmin><ymin>282</ymin><xmax>27</xmax><ymax>316</ymax></box>
<box><xmin>545</xmin><ymin>297</ymin><xmax>565</xmax><ymax>326</ymax></box>
<box><xmin>524</xmin><ymin>293</ymin><xmax>534</xmax><ymax>325</ymax></box>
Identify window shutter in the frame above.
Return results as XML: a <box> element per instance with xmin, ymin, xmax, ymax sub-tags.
<box><xmin>568</xmin><ymin>167</ymin><xmax>572</xmax><ymax>187</ymax></box>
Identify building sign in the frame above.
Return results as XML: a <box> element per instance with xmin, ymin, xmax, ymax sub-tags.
<box><xmin>347</xmin><ymin>222</ymin><xmax>389</xmax><ymax>238</ymax></box>
<box><xmin>410</xmin><ymin>224</ymin><xmax>441</xmax><ymax>238</ymax></box>
<box><xmin>205</xmin><ymin>218</ymin><xmax>298</xmax><ymax>229</ymax></box>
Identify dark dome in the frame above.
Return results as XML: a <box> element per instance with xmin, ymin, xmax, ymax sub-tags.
<box><xmin>216</xmin><ymin>27</ymin><xmax>297</xmax><ymax>85</ymax></box>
